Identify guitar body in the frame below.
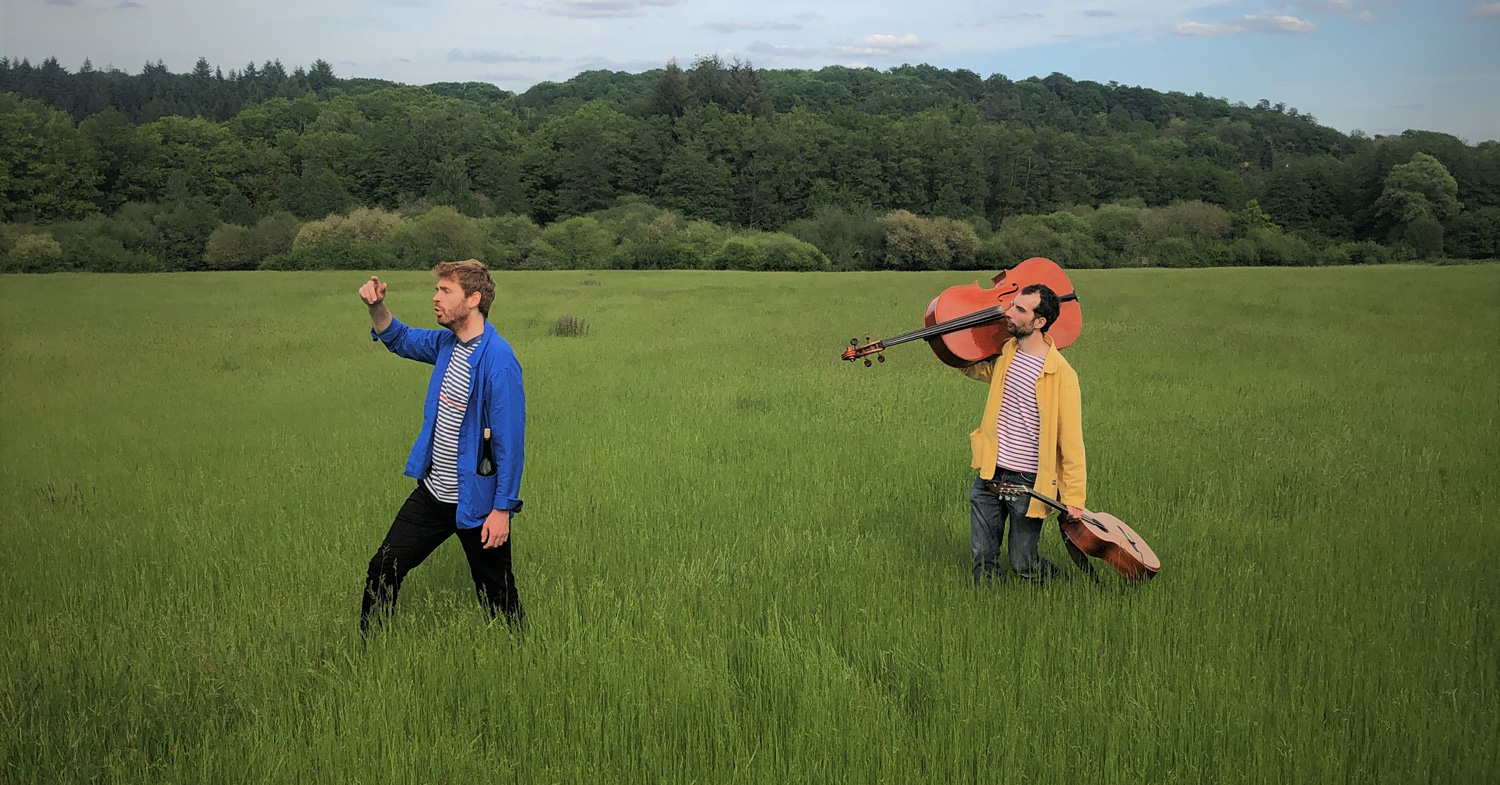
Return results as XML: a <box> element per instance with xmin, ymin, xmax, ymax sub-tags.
<box><xmin>1059</xmin><ymin>509</ymin><xmax>1160</xmax><ymax>582</ymax></box>
<box><xmin>984</xmin><ymin>481</ymin><xmax>1161</xmax><ymax>583</ymax></box>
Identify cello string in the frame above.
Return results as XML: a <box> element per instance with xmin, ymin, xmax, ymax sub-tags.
<box><xmin>873</xmin><ymin>288</ymin><xmax>1077</xmax><ymax>349</ymax></box>
<box><xmin>881</xmin><ymin>306</ymin><xmax>1006</xmax><ymax>347</ymax></box>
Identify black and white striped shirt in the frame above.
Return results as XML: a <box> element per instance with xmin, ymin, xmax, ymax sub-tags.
<box><xmin>423</xmin><ymin>337</ymin><xmax>481</xmax><ymax>503</ymax></box>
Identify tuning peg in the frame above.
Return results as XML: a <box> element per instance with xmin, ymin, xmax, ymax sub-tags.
<box><xmin>864</xmin><ymin>359</ymin><xmax>872</xmax><ymax>367</ymax></box>
<box><xmin>877</xmin><ymin>354</ymin><xmax>885</xmax><ymax>363</ymax></box>
<box><xmin>850</xmin><ymin>338</ymin><xmax>858</xmax><ymax>347</ymax></box>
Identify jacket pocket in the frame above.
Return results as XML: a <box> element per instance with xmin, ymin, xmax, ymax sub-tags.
<box><xmin>463</xmin><ymin>470</ymin><xmax>499</xmax><ymax>518</ymax></box>
<box><xmin>969</xmin><ymin>427</ymin><xmax>985</xmax><ymax>468</ymax></box>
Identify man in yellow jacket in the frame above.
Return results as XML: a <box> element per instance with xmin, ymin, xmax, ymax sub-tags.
<box><xmin>960</xmin><ymin>283</ymin><xmax>1086</xmax><ymax>584</ymax></box>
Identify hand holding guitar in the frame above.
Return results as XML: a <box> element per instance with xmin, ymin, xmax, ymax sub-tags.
<box><xmin>988</xmin><ymin>481</ymin><xmax>1161</xmax><ymax>582</ymax></box>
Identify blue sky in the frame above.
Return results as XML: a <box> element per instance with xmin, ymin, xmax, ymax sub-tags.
<box><xmin>4</xmin><ymin>0</ymin><xmax>1497</xmax><ymax>142</ymax></box>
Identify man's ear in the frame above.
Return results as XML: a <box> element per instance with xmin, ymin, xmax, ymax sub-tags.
<box><xmin>466</xmin><ymin>289</ymin><xmax>482</xmax><ymax>309</ymax></box>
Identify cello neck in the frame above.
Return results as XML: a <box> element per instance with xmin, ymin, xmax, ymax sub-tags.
<box><xmin>877</xmin><ymin>290</ymin><xmax>1076</xmax><ymax>349</ymax></box>
<box><xmin>879</xmin><ymin>306</ymin><xmax>1007</xmax><ymax>348</ymax></box>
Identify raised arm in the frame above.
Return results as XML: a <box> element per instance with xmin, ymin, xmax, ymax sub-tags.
<box><xmin>359</xmin><ymin>276</ymin><xmax>443</xmax><ymax>364</ymax></box>
<box><xmin>359</xmin><ymin>276</ymin><xmax>393</xmax><ymax>334</ymax></box>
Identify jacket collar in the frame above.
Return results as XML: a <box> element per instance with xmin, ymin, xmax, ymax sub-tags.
<box><xmin>471</xmin><ymin>321</ymin><xmax>498</xmax><ymax>367</ymax></box>
<box><xmin>1039</xmin><ymin>332</ymin><xmax>1061</xmax><ymax>375</ymax></box>
<box><xmin>451</xmin><ymin>320</ymin><xmax>494</xmax><ymax>369</ymax></box>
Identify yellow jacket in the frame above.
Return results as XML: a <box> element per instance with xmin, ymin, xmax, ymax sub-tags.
<box><xmin>961</xmin><ymin>333</ymin><xmax>1086</xmax><ymax>518</ymax></box>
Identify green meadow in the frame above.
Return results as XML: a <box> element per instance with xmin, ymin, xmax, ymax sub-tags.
<box><xmin>2</xmin><ymin>265</ymin><xmax>1496</xmax><ymax>783</ymax></box>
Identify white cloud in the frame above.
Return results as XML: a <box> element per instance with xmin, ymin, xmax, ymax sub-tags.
<box><xmin>449</xmin><ymin>49</ymin><xmax>556</xmax><ymax>64</ymax></box>
<box><xmin>832</xmin><ymin>33</ymin><xmax>926</xmax><ymax>56</ymax></box>
<box><xmin>703</xmin><ymin>20</ymin><xmax>802</xmax><ymax>33</ymax></box>
<box><xmin>1243</xmin><ymin>14</ymin><xmax>1317</xmax><ymax>32</ymax></box>
<box><xmin>1175</xmin><ymin>14</ymin><xmax>1317</xmax><ymax>36</ymax></box>
<box><xmin>747</xmin><ymin>41</ymin><xmax>818</xmax><ymax>58</ymax></box>
<box><xmin>1293</xmin><ymin>0</ymin><xmax>1354</xmax><ymax>11</ymax></box>
<box><xmin>1274</xmin><ymin>1</ymin><xmax>1395</xmax><ymax>22</ymax></box>
<box><xmin>546</xmin><ymin>0</ymin><xmax>683</xmax><ymax>18</ymax></box>
<box><xmin>1272</xmin><ymin>0</ymin><xmax>1398</xmax><ymax>22</ymax></box>
<box><xmin>1174</xmin><ymin>21</ymin><xmax>1218</xmax><ymax>35</ymax></box>
<box><xmin>1471</xmin><ymin>2</ymin><xmax>1500</xmax><ymax>17</ymax></box>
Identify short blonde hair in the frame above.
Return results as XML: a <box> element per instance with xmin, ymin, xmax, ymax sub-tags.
<box><xmin>432</xmin><ymin>259</ymin><xmax>495</xmax><ymax>317</ymax></box>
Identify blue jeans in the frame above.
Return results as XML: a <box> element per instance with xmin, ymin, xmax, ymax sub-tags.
<box><xmin>968</xmin><ymin>469</ymin><xmax>1063</xmax><ymax>584</ymax></box>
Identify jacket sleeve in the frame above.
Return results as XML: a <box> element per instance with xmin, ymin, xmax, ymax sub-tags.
<box><xmin>371</xmin><ymin>317</ymin><xmax>443</xmax><ymax>365</ymax></box>
<box><xmin>959</xmin><ymin>358</ymin><xmax>996</xmax><ymax>383</ymax></box>
<box><xmin>486</xmin><ymin>360</ymin><xmax>526</xmax><ymax>513</ymax></box>
<box><xmin>1055</xmin><ymin>368</ymin><xmax>1087</xmax><ymax>509</ymax></box>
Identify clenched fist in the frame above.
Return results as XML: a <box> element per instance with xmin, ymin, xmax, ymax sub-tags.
<box><xmin>358</xmin><ymin>276</ymin><xmax>388</xmax><ymax>306</ymax></box>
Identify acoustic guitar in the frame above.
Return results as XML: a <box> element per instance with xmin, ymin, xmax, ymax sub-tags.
<box><xmin>985</xmin><ymin>482</ymin><xmax>1161</xmax><ymax>582</ymax></box>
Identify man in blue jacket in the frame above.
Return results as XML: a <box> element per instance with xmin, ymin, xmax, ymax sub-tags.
<box><xmin>357</xmin><ymin>260</ymin><xmax>525</xmax><ymax>631</ymax></box>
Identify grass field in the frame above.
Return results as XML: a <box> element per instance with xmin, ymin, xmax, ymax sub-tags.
<box><xmin>2</xmin><ymin>265</ymin><xmax>1497</xmax><ymax>783</ymax></box>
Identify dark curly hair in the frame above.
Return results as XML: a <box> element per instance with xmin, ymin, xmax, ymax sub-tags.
<box><xmin>1020</xmin><ymin>283</ymin><xmax>1060</xmax><ymax>333</ymax></box>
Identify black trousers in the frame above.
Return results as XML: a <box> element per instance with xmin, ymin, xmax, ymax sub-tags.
<box><xmin>360</xmin><ymin>482</ymin><xmax>524</xmax><ymax>631</ymax></box>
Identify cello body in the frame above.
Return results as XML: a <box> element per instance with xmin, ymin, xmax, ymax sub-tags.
<box><xmin>922</xmin><ymin>257</ymin><xmax>1083</xmax><ymax>368</ymax></box>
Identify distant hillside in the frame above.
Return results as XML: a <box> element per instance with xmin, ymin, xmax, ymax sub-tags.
<box><xmin>3</xmin><ymin>55</ymin><xmax>1353</xmax><ymax>159</ymax></box>
<box><xmin>2</xmin><ymin>54</ymin><xmax>1497</xmax><ymax>266</ymax></box>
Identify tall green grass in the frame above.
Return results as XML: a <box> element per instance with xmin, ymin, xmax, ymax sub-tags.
<box><xmin>2</xmin><ymin>265</ymin><xmax>1496</xmax><ymax>783</ymax></box>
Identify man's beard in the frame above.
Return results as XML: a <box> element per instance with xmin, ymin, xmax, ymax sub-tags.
<box><xmin>437</xmin><ymin>304</ymin><xmax>470</xmax><ymax>330</ymax></box>
<box><xmin>1006</xmin><ymin>319</ymin><xmax>1034</xmax><ymax>338</ymax></box>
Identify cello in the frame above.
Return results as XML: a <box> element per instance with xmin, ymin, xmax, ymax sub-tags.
<box><xmin>840</xmin><ymin>257</ymin><xmax>1082</xmax><ymax>367</ymax></box>
<box><xmin>840</xmin><ymin>256</ymin><xmax>1162</xmax><ymax>581</ymax></box>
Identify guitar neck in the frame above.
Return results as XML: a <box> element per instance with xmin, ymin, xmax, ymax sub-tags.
<box><xmin>1023</xmin><ymin>486</ymin><xmax>1111</xmax><ymax>535</ymax></box>
<box><xmin>1021</xmin><ymin>487</ymin><xmax>1069</xmax><ymax>515</ymax></box>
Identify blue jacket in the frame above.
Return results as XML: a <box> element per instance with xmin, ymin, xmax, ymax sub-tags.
<box><xmin>372</xmin><ymin>317</ymin><xmax>525</xmax><ymax>529</ymax></box>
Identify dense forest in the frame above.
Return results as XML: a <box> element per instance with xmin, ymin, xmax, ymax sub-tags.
<box><xmin>1</xmin><ymin>55</ymin><xmax>1496</xmax><ymax>273</ymax></box>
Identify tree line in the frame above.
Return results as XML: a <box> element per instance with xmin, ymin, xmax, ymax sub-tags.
<box><xmin>1</xmin><ymin>55</ymin><xmax>1497</xmax><ymax>273</ymax></box>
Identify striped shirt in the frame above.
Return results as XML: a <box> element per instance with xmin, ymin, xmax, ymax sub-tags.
<box><xmin>423</xmin><ymin>336</ymin><xmax>481</xmax><ymax>503</ymax></box>
<box><xmin>995</xmin><ymin>350</ymin><xmax>1046</xmax><ymax>474</ymax></box>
